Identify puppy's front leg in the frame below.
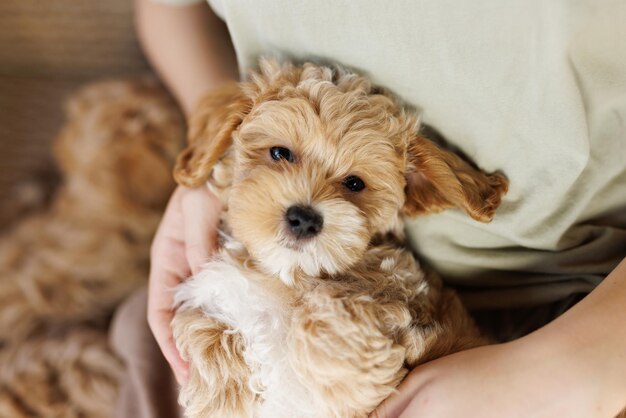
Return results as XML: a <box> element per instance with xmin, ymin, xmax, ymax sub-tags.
<box><xmin>172</xmin><ymin>308</ymin><xmax>254</xmax><ymax>418</ymax></box>
<box><xmin>399</xmin><ymin>286</ymin><xmax>486</xmax><ymax>367</ymax></box>
<box><xmin>288</xmin><ymin>287</ymin><xmax>408</xmax><ymax>418</ymax></box>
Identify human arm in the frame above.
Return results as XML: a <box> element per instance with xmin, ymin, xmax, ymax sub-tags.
<box><xmin>135</xmin><ymin>0</ymin><xmax>238</xmax><ymax>115</ymax></box>
<box><xmin>135</xmin><ymin>0</ymin><xmax>237</xmax><ymax>383</ymax></box>
<box><xmin>372</xmin><ymin>256</ymin><xmax>626</xmax><ymax>418</ymax></box>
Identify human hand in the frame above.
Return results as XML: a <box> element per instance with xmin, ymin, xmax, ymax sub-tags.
<box><xmin>371</xmin><ymin>334</ymin><xmax>619</xmax><ymax>418</ymax></box>
<box><xmin>147</xmin><ymin>185</ymin><xmax>221</xmax><ymax>384</ymax></box>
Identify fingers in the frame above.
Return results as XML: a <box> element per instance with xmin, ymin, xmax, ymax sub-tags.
<box><xmin>369</xmin><ymin>388</ymin><xmax>408</xmax><ymax>418</ymax></box>
<box><xmin>148</xmin><ymin>254</ymin><xmax>190</xmax><ymax>384</ymax></box>
<box><xmin>148</xmin><ymin>187</ymin><xmax>191</xmax><ymax>384</ymax></box>
<box><xmin>148</xmin><ymin>223</ymin><xmax>191</xmax><ymax>383</ymax></box>
<box><xmin>147</xmin><ymin>297</ymin><xmax>190</xmax><ymax>384</ymax></box>
<box><xmin>181</xmin><ymin>186</ymin><xmax>221</xmax><ymax>274</ymax></box>
<box><xmin>147</xmin><ymin>186</ymin><xmax>222</xmax><ymax>385</ymax></box>
<box><xmin>369</xmin><ymin>368</ymin><xmax>429</xmax><ymax>418</ymax></box>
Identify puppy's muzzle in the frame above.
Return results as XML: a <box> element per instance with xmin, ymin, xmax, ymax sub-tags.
<box><xmin>285</xmin><ymin>205</ymin><xmax>323</xmax><ymax>239</ymax></box>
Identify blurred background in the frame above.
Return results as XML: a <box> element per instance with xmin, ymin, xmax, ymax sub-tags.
<box><xmin>0</xmin><ymin>0</ymin><xmax>151</xmax><ymax>228</ymax></box>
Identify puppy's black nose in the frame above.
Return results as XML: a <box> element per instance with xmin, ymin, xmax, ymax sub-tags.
<box><xmin>285</xmin><ymin>205</ymin><xmax>323</xmax><ymax>239</ymax></box>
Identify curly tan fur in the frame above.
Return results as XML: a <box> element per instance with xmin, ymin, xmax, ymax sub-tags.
<box><xmin>172</xmin><ymin>309</ymin><xmax>255</xmax><ymax>418</ymax></box>
<box><xmin>0</xmin><ymin>80</ymin><xmax>183</xmax><ymax>417</ymax></box>
<box><xmin>171</xmin><ymin>59</ymin><xmax>509</xmax><ymax>418</ymax></box>
<box><xmin>0</xmin><ymin>329</ymin><xmax>122</xmax><ymax>418</ymax></box>
<box><xmin>0</xmin><ymin>79</ymin><xmax>182</xmax><ymax>342</ymax></box>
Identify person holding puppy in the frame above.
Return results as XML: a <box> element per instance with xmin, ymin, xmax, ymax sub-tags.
<box><xmin>114</xmin><ymin>0</ymin><xmax>626</xmax><ymax>417</ymax></box>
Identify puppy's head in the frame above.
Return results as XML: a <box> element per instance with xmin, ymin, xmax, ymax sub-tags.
<box><xmin>56</xmin><ymin>80</ymin><xmax>183</xmax><ymax>211</ymax></box>
<box><xmin>176</xmin><ymin>60</ymin><xmax>507</xmax><ymax>284</ymax></box>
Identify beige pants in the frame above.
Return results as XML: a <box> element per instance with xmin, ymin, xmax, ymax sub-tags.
<box><xmin>110</xmin><ymin>287</ymin><xmax>183</xmax><ymax>418</ymax></box>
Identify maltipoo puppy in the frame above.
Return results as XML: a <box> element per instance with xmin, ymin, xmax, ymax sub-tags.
<box><xmin>172</xmin><ymin>59</ymin><xmax>508</xmax><ymax>418</ymax></box>
<box><xmin>0</xmin><ymin>80</ymin><xmax>182</xmax><ymax>418</ymax></box>
<box><xmin>0</xmin><ymin>80</ymin><xmax>182</xmax><ymax>343</ymax></box>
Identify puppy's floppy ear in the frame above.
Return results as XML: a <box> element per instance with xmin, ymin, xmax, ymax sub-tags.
<box><xmin>403</xmin><ymin>135</ymin><xmax>508</xmax><ymax>222</ymax></box>
<box><xmin>174</xmin><ymin>82</ymin><xmax>251</xmax><ymax>187</ymax></box>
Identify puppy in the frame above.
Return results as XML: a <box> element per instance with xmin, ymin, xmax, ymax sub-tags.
<box><xmin>0</xmin><ymin>80</ymin><xmax>183</xmax><ymax>418</ymax></box>
<box><xmin>172</xmin><ymin>59</ymin><xmax>508</xmax><ymax>418</ymax></box>
<box><xmin>0</xmin><ymin>79</ymin><xmax>182</xmax><ymax>342</ymax></box>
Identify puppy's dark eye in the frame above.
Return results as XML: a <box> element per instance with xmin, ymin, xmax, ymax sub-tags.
<box><xmin>270</xmin><ymin>146</ymin><xmax>295</xmax><ymax>162</ymax></box>
<box><xmin>343</xmin><ymin>175</ymin><xmax>365</xmax><ymax>192</ymax></box>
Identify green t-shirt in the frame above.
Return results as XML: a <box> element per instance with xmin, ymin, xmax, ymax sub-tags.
<box><xmin>160</xmin><ymin>0</ymin><xmax>626</xmax><ymax>312</ymax></box>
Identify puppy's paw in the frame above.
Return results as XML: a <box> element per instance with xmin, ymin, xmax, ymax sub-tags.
<box><xmin>288</xmin><ymin>290</ymin><xmax>407</xmax><ymax>418</ymax></box>
<box><xmin>173</xmin><ymin>308</ymin><xmax>254</xmax><ymax>418</ymax></box>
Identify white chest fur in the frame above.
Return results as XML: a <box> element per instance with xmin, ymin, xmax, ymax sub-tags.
<box><xmin>175</xmin><ymin>260</ymin><xmax>320</xmax><ymax>418</ymax></box>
